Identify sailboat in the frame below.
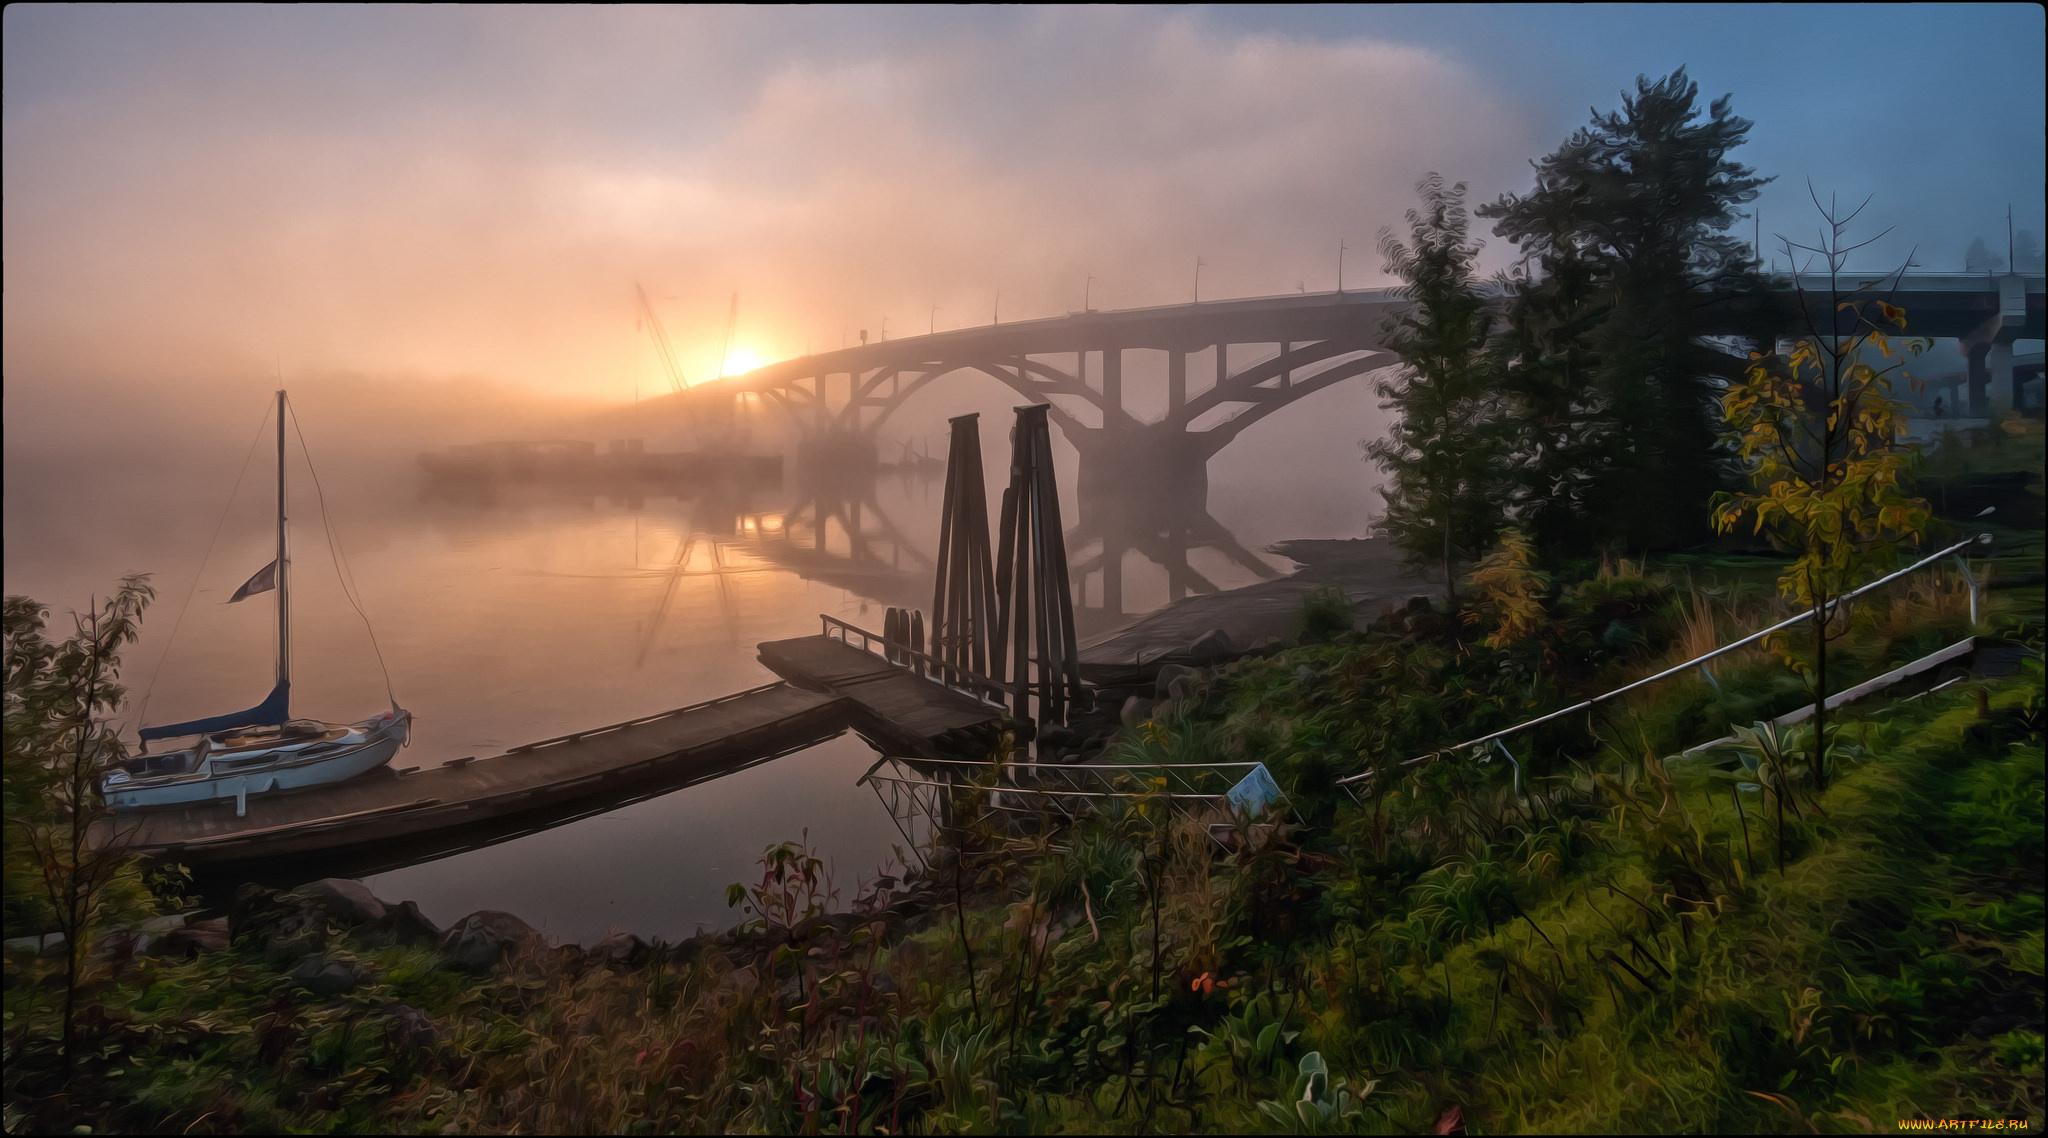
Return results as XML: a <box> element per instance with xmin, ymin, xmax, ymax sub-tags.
<box><xmin>104</xmin><ymin>390</ymin><xmax>411</xmax><ymax>817</ymax></box>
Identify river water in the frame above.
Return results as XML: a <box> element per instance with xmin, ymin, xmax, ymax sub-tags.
<box><xmin>3</xmin><ymin>378</ymin><xmax>1389</xmax><ymax>945</ymax></box>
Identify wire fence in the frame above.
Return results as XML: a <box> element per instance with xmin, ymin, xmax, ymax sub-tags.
<box><xmin>1336</xmin><ymin>531</ymin><xmax>1996</xmax><ymax>788</ymax></box>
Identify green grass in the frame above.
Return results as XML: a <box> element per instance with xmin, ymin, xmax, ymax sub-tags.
<box><xmin>6</xmin><ymin>543</ymin><xmax>2043</xmax><ymax>1134</ymax></box>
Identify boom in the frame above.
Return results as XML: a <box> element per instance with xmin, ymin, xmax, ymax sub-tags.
<box><xmin>635</xmin><ymin>282</ymin><xmax>689</xmax><ymax>394</ymax></box>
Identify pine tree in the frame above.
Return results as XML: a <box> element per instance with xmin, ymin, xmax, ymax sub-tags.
<box><xmin>2014</xmin><ymin>230</ymin><xmax>2044</xmax><ymax>273</ymax></box>
<box><xmin>1963</xmin><ymin>235</ymin><xmax>2007</xmax><ymax>273</ymax></box>
<box><xmin>1365</xmin><ymin>174</ymin><xmax>1510</xmax><ymax>602</ymax></box>
<box><xmin>1479</xmin><ymin>68</ymin><xmax>1772</xmax><ymax>553</ymax></box>
<box><xmin>1489</xmin><ymin>180</ymin><xmax>1610</xmax><ymax>552</ymax></box>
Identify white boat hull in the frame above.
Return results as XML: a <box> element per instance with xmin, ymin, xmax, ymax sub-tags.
<box><xmin>106</xmin><ymin>709</ymin><xmax>410</xmax><ymax>815</ymax></box>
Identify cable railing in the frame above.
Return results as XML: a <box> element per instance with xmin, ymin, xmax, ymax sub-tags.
<box><xmin>1336</xmin><ymin>531</ymin><xmax>1996</xmax><ymax>787</ymax></box>
<box><xmin>820</xmin><ymin>613</ymin><xmax>1012</xmax><ymax>708</ymax></box>
<box><xmin>858</xmin><ymin>753</ymin><xmax>1283</xmax><ymax>864</ymax></box>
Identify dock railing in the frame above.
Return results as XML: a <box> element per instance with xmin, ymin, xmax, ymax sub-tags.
<box><xmin>1337</xmin><ymin>531</ymin><xmax>1996</xmax><ymax>789</ymax></box>
<box><xmin>859</xmin><ymin>754</ymin><xmax>1282</xmax><ymax>864</ymax></box>
<box><xmin>821</xmin><ymin>614</ymin><xmax>1013</xmax><ymax>709</ymax></box>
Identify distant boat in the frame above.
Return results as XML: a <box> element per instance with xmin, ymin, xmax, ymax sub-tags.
<box><xmin>106</xmin><ymin>390</ymin><xmax>411</xmax><ymax>817</ymax></box>
<box><xmin>416</xmin><ymin>438</ymin><xmax>781</xmax><ymax>488</ymax></box>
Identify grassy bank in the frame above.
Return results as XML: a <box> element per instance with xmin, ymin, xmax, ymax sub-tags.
<box><xmin>6</xmin><ymin>527</ymin><xmax>2041</xmax><ymax>1133</ymax></box>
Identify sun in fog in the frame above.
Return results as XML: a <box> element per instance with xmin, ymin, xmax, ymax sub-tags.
<box><xmin>720</xmin><ymin>347</ymin><xmax>766</xmax><ymax>376</ymax></box>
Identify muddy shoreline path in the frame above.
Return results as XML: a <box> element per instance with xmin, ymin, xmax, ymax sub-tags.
<box><xmin>1079</xmin><ymin>537</ymin><xmax>1436</xmax><ymax>678</ymax></box>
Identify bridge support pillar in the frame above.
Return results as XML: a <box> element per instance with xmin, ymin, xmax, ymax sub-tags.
<box><xmin>1966</xmin><ymin>341</ymin><xmax>1992</xmax><ymax>418</ymax></box>
<box><xmin>1988</xmin><ymin>341</ymin><xmax>2015</xmax><ymax>414</ymax></box>
<box><xmin>1073</xmin><ymin>423</ymin><xmax>1210</xmax><ymax>615</ymax></box>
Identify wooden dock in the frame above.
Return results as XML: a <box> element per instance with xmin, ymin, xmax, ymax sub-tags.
<box><xmin>106</xmin><ymin>682</ymin><xmax>850</xmax><ymax>882</ymax></box>
<box><xmin>105</xmin><ymin>618</ymin><xmax>1018</xmax><ymax>886</ymax></box>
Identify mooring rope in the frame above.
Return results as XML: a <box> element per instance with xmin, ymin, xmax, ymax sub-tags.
<box><xmin>287</xmin><ymin>401</ymin><xmax>397</xmax><ymax>705</ymax></box>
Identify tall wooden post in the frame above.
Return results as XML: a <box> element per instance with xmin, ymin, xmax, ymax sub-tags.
<box><xmin>992</xmin><ymin>404</ymin><xmax>1083</xmax><ymax>730</ymax></box>
<box><xmin>930</xmin><ymin>413</ymin><xmax>997</xmax><ymax>687</ymax></box>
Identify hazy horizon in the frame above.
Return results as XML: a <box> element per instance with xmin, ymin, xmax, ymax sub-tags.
<box><xmin>6</xmin><ymin>5</ymin><xmax>2042</xmax><ymax>414</ymax></box>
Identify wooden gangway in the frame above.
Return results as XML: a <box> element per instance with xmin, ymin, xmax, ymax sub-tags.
<box><xmin>107</xmin><ymin>681</ymin><xmax>850</xmax><ymax>882</ymax></box>
<box><xmin>756</xmin><ymin>615</ymin><xmax>1015</xmax><ymax>758</ymax></box>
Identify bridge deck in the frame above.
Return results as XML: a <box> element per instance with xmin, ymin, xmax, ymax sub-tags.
<box><xmin>106</xmin><ymin>682</ymin><xmax>849</xmax><ymax>874</ymax></box>
<box><xmin>756</xmin><ymin>635</ymin><xmax>1010</xmax><ymax>757</ymax></box>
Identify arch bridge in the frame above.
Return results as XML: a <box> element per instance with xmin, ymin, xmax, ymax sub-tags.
<box><xmin>708</xmin><ymin>272</ymin><xmax>2043</xmax><ymax>479</ymax></box>
<box><xmin>711</xmin><ymin>290</ymin><xmax>1414</xmax><ymax>615</ymax></box>
<box><xmin>691</xmin><ymin>273</ymin><xmax>2043</xmax><ymax>615</ymax></box>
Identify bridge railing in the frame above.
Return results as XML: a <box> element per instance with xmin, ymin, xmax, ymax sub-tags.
<box><xmin>820</xmin><ymin>614</ymin><xmax>1013</xmax><ymax>709</ymax></box>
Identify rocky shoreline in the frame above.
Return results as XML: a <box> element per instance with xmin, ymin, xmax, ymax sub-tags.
<box><xmin>16</xmin><ymin>867</ymin><xmax>950</xmax><ymax>996</ymax></box>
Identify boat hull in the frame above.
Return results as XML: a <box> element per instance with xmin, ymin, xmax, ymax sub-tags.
<box><xmin>106</xmin><ymin>711</ymin><xmax>410</xmax><ymax>814</ymax></box>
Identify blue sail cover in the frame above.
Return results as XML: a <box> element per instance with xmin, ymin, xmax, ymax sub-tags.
<box><xmin>138</xmin><ymin>680</ymin><xmax>290</xmax><ymax>742</ymax></box>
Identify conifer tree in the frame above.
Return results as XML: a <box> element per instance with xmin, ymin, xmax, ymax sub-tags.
<box><xmin>1365</xmin><ymin>174</ymin><xmax>1510</xmax><ymax>602</ymax></box>
<box><xmin>1480</xmin><ymin>68</ymin><xmax>1772</xmax><ymax>553</ymax></box>
<box><xmin>1963</xmin><ymin>235</ymin><xmax>2007</xmax><ymax>274</ymax></box>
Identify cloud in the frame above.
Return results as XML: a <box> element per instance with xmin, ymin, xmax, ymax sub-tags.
<box><xmin>2</xmin><ymin>8</ymin><xmax>1531</xmax><ymax>397</ymax></box>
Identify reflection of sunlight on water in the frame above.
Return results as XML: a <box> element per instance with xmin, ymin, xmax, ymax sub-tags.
<box><xmin>3</xmin><ymin>387</ymin><xmax>1381</xmax><ymax>942</ymax></box>
<box><xmin>5</xmin><ymin>471</ymin><xmax>926</xmax><ymax>945</ymax></box>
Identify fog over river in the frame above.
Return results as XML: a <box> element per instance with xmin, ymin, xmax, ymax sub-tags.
<box><xmin>4</xmin><ymin>372</ymin><xmax>1391</xmax><ymax>944</ymax></box>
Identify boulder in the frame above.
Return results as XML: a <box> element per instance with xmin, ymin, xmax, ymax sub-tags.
<box><xmin>357</xmin><ymin>900</ymin><xmax>441</xmax><ymax>949</ymax></box>
<box><xmin>1120</xmin><ymin>694</ymin><xmax>1149</xmax><ymax>728</ymax></box>
<box><xmin>1</xmin><ymin>931</ymin><xmax>66</xmax><ymax>959</ymax></box>
<box><xmin>717</xmin><ymin>965</ymin><xmax>761</xmax><ymax>1000</ymax></box>
<box><xmin>1188</xmin><ymin>628</ymin><xmax>1235</xmax><ymax>661</ymax></box>
<box><xmin>590</xmin><ymin>931</ymin><xmax>651</xmax><ymax>970</ymax></box>
<box><xmin>229</xmin><ymin>884</ymin><xmax>282</xmax><ymax>946</ymax></box>
<box><xmin>289</xmin><ymin>953</ymin><xmax>366</xmax><ymax>998</ymax></box>
<box><xmin>286</xmin><ymin>879</ymin><xmax>388</xmax><ymax>926</ymax></box>
<box><xmin>152</xmin><ymin>918</ymin><xmax>230</xmax><ymax>959</ymax></box>
<box><xmin>383</xmin><ymin>1001</ymin><xmax>438</xmax><ymax>1050</ymax></box>
<box><xmin>92</xmin><ymin>929</ymin><xmax>145</xmax><ymax>966</ymax></box>
<box><xmin>437</xmin><ymin>910</ymin><xmax>545</xmax><ymax>972</ymax></box>
<box><xmin>234</xmin><ymin>878</ymin><xmax>395</xmax><ymax>957</ymax></box>
<box><xmin>1154</xmin><ymin>664</ymin><xmax>1198</xmax><ymax>700</ymax></box>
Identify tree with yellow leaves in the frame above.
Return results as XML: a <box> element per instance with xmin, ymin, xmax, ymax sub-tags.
<box><xmin>1712</xmin><ymin>191</ymin><xmax>1933</xmax><ymax>793</ymax></box>
<box><xmin>1464</xmin><ymin>528</ymin><xmax>1550</xmax><ymax>650</ymax></box>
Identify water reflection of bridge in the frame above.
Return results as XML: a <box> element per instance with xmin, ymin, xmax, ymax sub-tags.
<box><xmin>725</xmin><ymin>465</ymin><xmax>1276</xmax><ymax>629</ymax></box>
<box><xmin>737</xmin><ymin>471</ymin><xmax>936</xmax><ymax>611</ymax></box>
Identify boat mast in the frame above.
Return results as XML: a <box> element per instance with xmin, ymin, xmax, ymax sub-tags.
<box><xmin>275</xmin><ymin>389</ymin><xmax>290</xmax><ymax>720</ymax></box>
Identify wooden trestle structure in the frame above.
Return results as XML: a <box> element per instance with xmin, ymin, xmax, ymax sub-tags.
<box><xmin>874</xmin><ymin>404</ymin><xmax>1089</xmax><ymax>734</ymax></box>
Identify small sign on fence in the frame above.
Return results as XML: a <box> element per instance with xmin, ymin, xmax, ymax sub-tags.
<box><xmin>1226</xmin><ymin>763</ymin><xmax>1284</xmax><ymax>817</ymax></box>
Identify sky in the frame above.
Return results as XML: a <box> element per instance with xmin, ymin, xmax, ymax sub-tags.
<box><xmin>4</xmin><ymin>3</ymin><xmax>2043</xmax><ymax>406</ymax></box>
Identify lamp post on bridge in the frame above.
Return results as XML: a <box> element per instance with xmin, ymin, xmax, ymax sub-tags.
<box><xmin>1194</xmin><ymin>255</ymin><xmax>1204</xmax><ymax>303</ymax></box>
<box><xmin>1337</xmin><ymin>238</ymin><xmax>1347</xmax><ymax>294</ymax></box>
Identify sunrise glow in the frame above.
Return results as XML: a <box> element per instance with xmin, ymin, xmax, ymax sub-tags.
<box><xmin>720</xmin><ymin>348</ymin><xmax>766</xmax><ymax>376</ymax></box>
